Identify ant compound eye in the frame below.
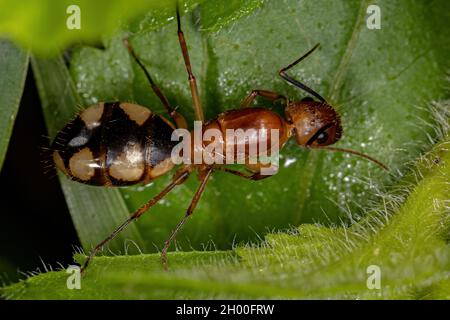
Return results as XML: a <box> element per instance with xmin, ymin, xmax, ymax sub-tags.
<box><xmin>316</xmin><ymin>131</ymin><xmax>328</xmax><ymax>144</ymax></box>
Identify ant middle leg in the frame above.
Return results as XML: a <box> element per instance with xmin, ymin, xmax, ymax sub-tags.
<box><xmin>123</xmin><ymin>38</ymin><xmax>188</xmax><ymax>129</ymax></box>
<box><xmin>176</xmin><ymin>5</ymin><xmax>204</xmax><ymax>122</ymax></box>
<box><xmin>240</xmin><ymin>89</ymin><xmax>287</xmax><ymax>108</ymax></box>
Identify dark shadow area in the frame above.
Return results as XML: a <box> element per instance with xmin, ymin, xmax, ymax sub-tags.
<box><xmin>0</xmin><ymin>66</ymin><xmax>80</xmax><ymax>283</ymax></box>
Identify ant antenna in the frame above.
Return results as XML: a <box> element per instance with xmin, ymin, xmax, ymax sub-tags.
<box><xmin>279</xmin><ymin>43</ymin><xmax>327</xmax><ymax>103</ymax></box>
<box><xmin>176</xmin><ymin>2</ymin><xmax>181</xmax><ymax>29</ymax></box>
<box><xmin>317</xmin><ymin>146</ymin><xmax>389</xmax><ymax>171</ymax></box>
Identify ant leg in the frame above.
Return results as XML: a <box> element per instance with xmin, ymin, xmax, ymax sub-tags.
<box><xmin>123</xmin><ymin>39</ymin><xmax>187</xmax><ymax>129</ymax></box>
<box><xmin>278</xmin><ymin>43</ymin><xmax>327</xmax><ymax>103</ymax></box>
<box><xmin>81</xmin><ymin>168</ymin><xmax>190</xmax><ymax>275</ymax></box>
<box><xmin>176</xmin><ymin>5</ymin><xmax>204</xmax><ymax>122</ymax></box>
<box><xmin>240</xmin><ymin>90</ymin><xmax>287</xmax><ymax>108</ymax></box>
<box><xmin>220</xmin><ymin>167</ymin><xmax>273</xmax><ymax>181</ymax></box>
<box><xmin>161</xmin><ymin>166</ymin><xmax>213</xmax><ymax>269</ymax></box>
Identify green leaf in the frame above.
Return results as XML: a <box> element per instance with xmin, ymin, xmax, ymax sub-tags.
<box><xmin>2</xmin><ymin>125</ymin><xmax>449</xmax><ymax>299</ymax></box>
<box><xmin>66</xmin><ymin>0</ymin><xmax>449</xmax><ymax>252</ymax></box>
<box><xmin>198</xmin><ymin>0</ymin><xmax>264</xmax><ymax>31</ymax></box>
<box><xmin>0</xmin><ymin>39</ymin><xmax>28</xmax><ymax>170</ymax></box>
<box><xmin>0</xmin><ymin>0</ymin><xmax>206</xmax><ymax>56</ymax></box>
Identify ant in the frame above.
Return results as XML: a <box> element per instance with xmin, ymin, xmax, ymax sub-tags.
<box><xmin>51</xmin><ymin>6</ymin><xmax>387</xmax><ymax>274</ymax></box>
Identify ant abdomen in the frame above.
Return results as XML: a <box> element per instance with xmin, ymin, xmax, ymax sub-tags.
<box><xmin>52</xmin><ymin>102</ymin><xmax>176</xmax><ymax>186</ymax></box>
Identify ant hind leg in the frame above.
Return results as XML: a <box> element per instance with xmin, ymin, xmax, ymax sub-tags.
<box><xmin>176</xmin><ymin>4</ymin><xmax>204</xmax><ymax>122</ymax></box>
<box><xmin>81</xmin><ymin>168</ymin><xmax>190</xmax><ymax>275</ymax></box>
<box><xmin>161</xmin><ymin>166</ymin><xmax>213</xmax><ymax>270</ymax></box>
<box><xmin>123</xmin><ymin>38</ymin><xmax>188</xmax><ymax>129</ymax></box>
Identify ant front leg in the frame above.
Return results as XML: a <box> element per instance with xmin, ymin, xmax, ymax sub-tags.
<box><xmin>240</xmin><ymin>90</ymin><xmax>287</xmax><ymax>108</ymax></box>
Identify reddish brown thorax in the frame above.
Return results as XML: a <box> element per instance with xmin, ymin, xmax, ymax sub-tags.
<box><xmin>191</xmin><ymin>108</ymin><xmax>292</xmax><ymax>164</ymax></box>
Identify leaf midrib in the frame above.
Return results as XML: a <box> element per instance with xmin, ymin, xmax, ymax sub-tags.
<box><xmin>294</xmin><ymin>0</ymin><xmax>370</xmax><ymax>223</ymax></box>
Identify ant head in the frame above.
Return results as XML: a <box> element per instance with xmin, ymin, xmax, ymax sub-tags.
<box><xmin>285</xmin><ymin>98</ymin><xmax>343</xmax><ymax>148</ymax></box>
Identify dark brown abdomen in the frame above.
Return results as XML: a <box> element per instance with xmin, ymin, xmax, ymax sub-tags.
<box><xmin>52</xmin><ymin>102</ymin><xmax>176</xmax><ymax>186</ymax></box>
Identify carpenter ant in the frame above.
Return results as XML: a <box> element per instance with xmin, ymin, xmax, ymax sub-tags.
<box><xmin>51</xmin><ymin>6</ymin><xmax>387</xmax><ymax>274</ymax></box>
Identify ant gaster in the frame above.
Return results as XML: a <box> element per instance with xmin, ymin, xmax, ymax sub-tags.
<box><xmin>51</xmin><ymin>6</ymin><xmax>387</xmax><ymax>274</ymax></box>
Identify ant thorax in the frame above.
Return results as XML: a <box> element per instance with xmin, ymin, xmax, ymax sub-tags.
<box><xmin>170</xmin><ymin>108</ymin><xmax>291</xmax><ymax>169</ymax></box>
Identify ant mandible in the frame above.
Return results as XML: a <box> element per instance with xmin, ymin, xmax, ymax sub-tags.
<box><xmin>51</xmin><ymin>5</ymin><xmax>387</xmax><ymax>274</ymax></box>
